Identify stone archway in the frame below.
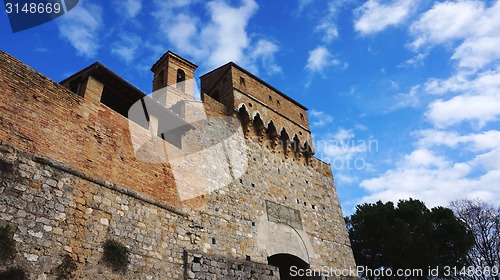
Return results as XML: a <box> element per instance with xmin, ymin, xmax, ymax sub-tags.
<box><xmin>268</xmin><ymin>253</ymin><xmax>311</xmax><ymax>280</ymax></box>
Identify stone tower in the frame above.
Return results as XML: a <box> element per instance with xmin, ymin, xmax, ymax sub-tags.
<box><xmin>0</xmin><ymin>50</ymin><xmax>357</xmax><ymax>279</ymax></box>
<box><xmin>151</xmin><ymin>51</ymin><xmax>198</xmax><ymax>107</ymax></box>
<box><xmin>200</xmin><ymin>62</ymin><xmax>314</xmax><ymax>161</ymax></box>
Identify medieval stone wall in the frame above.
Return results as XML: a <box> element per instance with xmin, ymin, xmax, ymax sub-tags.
<box><xmin>0</xmin><ymin>50</ymin><xmax>357</xmax><ymax>279</ymax></box>
<box><xmin>0</xmin><ymin>139</ymin><xmax>355</xmax><ymax>279</ymax></box>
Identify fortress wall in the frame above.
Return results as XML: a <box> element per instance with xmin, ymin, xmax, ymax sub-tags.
<box><xmin>0</xmin><ymin>51</ymin><xmax>181</xmax><ymax>207</ymax></box>
<box><xmin>0</xmin><ymin>138</ymin><xmax>356</xmax><ymax>279</ymax></box>
<box><xmin>200</xmin><ymin>139</ymin><xmax>356</xmax><ymax>270</ymax></box>
<box><xmin>0</xmin><ymin>143</ymin><xmax>283</xmax><ymax>279</ymax></box>
<box><xmin>0</xmin><ymin>50</ymin><xmax>357</xmax><ymax>279</ymax></box>
<box><xmin>0</xmin><ymin>143</ymin><xmax>190</xmax><ymax>279</ymax></box>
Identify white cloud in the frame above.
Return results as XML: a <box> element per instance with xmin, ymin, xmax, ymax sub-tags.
<box><xmin>360</xmin><ymin>144</ymin><xmax>500</xmax><ymax>208</ymax></box>
<box><xmin>399</xmin><ymin>52</ymin><xmax>427</xmax><ymax>68</ymax></box>
<box><xmin>305</xmin><ymin>46</ymin><xmax>347</xmax><ymax>73</ymax></box>
<box><xmin>115</xmin><ymin>0</ymin><xmax>142</xmax><ymax>18</ymax></box>
<box><xmin>152</xmin><ymin>0</ymin><xmax>280</xmax><ymax>75</ymax></box>
<box><xmin>424</xmin><ymin>73</ymin><xmax>469</xmax><ymax>95</ymax></box>
<box><xmin>391</xmin><ymin>85</ymin><xmax>421</xmax><ymax>110</ymax></box>
<box><xmin>315</xmin><ymin>128</ymin><xmax>374</xmax><ymax>161</ymax></box>
<box><xmin>402</xmin><ymin>148</ymin><xmax>448</xmax><ymax>169</ymax></box>
<box><xmin>153</xmin><ymin>0</ymin><xmax>202</xmax><ymax>57</ymax></box>
<box><xmin>306</xmin><ymin>46</ymin><xmax>330</xmax><ymax>72</ymax></box>
<box><xmin>452</xmin><ymin>35</ymin><xmax>500</xmax><ymax>69</ymax></box>
<box><xmin>298</xmin><ymin>1</ymin><xmax>348</xmax><ymax>44</ymax></box>
<box><xmin>111</xmin><ymin>34</ymin><xmax>142</xmax><ymax>64</ymax></box>
<box><xmin>309</xmin><ymin>109</ymin><xmax>333</xmax><ymax>127</ymax></box>
<box><xmin>410</xmin><ymin>1</ymin><xmax>500</xmax><ymax>70</ymax></box>
<box><xmin>316</xmin><ymin>21</ymin><xmax>339</xmax><ymax>43</ymax></box>
<box><xmin>415</xmin><ymin>129</ymin><xmax>500</xmax><ymax>152</ymax></box>
<box><xmin>424</xmin><ymin>69</ymin><xmax>500</xmax><ymax>128</ymax></box>
<box><xmin>297</xmin><ymin>0</ymin><xmax>313</xmax><ymax>14</ymax></box>
<box><xmin>335</xmin><ymin>173</ymin><xmax>358</xmax><ymax>185</ymax></box>
<box><xmin>360</xmin><ymin>124</ymin><xmax>500</xmax><ymax>208</ymax></box>
<box><xmin>202</xmin><ymin>0</ymin><xmax>258</xmax><ymax>67</ymax></box>
<box><xmin>57</xmin><ymin>1</ymin><xmax>103</xmax><ymax>58</ymax></box>
<box><xmin>354</xmin><ymin>0</ymin><xmax>415</xmax><ymax>35</ymax></box>
<box><xmin>427</xmin><ymin>94</ymin><xmax>500</xmax><ymax>129</ymax></box>
<box><xmin>409</xmin><ymin>1</ymin><xmax>483</xmax><ymax>49</ymax></box>
<box><xmin>314</xmin><ymin>127</ymin><xmax>377</xmax><ymax>190</ymax></box>
<box><xmin>248</xmin><ymin>39</ymin><xmax>281</xmax><ymax>75</ymax></box>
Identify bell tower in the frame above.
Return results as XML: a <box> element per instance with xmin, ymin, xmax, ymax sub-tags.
<box><xmin>151</xmin><ymin>51</ymin><xmax>198</xmax><ymax>107</ymax></box>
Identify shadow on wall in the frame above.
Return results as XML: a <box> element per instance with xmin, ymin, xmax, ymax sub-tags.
<box><xmin>0</xmin><ymin>268</ymin><xmax>26</xmax><ymax>280</ymax></box>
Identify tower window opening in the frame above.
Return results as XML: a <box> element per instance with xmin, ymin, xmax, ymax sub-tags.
<box><xmin>176</xmin><ymin>69</ymin><xmax>185</xmax><ymax>92</ymax></box>
<box><xmin>240</xmin><ymin>76</ymin><xmax>246</xmax><ymax>87</ymax></box>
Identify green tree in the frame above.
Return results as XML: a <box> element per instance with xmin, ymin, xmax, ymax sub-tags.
<box><xmin>346</xmin><ymin>199</ymin><xmax>472</xmax><ymax>279</ymax></box>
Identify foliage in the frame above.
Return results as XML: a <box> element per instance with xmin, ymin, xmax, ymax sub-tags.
<box><xmin>450</xmin><ymin>199</ymin><xmax>500</xmax><ymax>280</ymax></box>
<box><xmin>0</xmin><ymin>224</ymin><xmax>16</xmax><ymax>263</ymax></box>
<box><xmin>56</xmin><ymin>254</ymin><xmax>77</xmax><ymax>280</ymax></box>
<box><xmin>345</xmin><ymin>199</ymin><xmax>473</xmax><ymax>279</ymax></box>
<box><xmin>102</xmin><ymin>239</ymin><xmax>130</xmax><ymax>272</ymax></box>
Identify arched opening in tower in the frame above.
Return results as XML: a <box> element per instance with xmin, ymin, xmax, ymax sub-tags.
<box><xmin>237</xmin><ymin>106</ymin><xmax>250</xmax><ymax>134</ymax></box>
<box><xmin>176</xmin><ymin>68</ymin><xmax>185</xmax><ymax>92</ymax></box>
<box><xmin>266</xmin><ymin>121</ymin><xmax>278</xmax><ymax>148</ymax></box>
<box><xmin>268</xmin><ymin>253</ymin><xmax>312</xmax><ymax>280</ymax></box>
<box><xmin>253</xmin><ymin>113</ymin><xmax>265</xmax><ymax>138</ymax></box>
<box><xmin>280</xmin><ymin>129</ymin><xmax>290</xmax><ymax>153</ymax></box>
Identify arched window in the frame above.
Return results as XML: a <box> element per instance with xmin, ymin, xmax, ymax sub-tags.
<box><xmin>280</xmin><ymin>129</ymin><xmax>290</xmax><ymax>152</ymax></box>
<box><xmin>176</xmin><ymin>69</ymin><xmax>185</xmax><ymax>92</ymax></box>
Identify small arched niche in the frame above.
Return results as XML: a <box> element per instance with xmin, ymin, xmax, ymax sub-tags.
<box><xmin>279</xmin><ymin>129</ymin><xmax>290</xmax><ymax>153</ymax></box>
<box><xmin>253</xmin><ymin>113</ymin><xmax>265</xmax><ymax>137</ymax></box>
<box><xmin>237</xmin><ymin>106</ymin><xmax>250</xmax><ymax>134</ymax></box>
<box><xmin>176</xmin><ymin>69</ymin><xmax>185</xmax><ymax>92</ymax></box>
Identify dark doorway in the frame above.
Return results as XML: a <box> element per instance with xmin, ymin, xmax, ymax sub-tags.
<box><xmin>268</xmin><ymin>254</ymin><xmax>312</xmax><ymax>280</ymax></box>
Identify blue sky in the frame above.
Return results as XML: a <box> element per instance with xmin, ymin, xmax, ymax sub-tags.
<box><xmin>1</xmin><ymin>0</ymin><xmax>500</xmax><ymax>214</ymax></box>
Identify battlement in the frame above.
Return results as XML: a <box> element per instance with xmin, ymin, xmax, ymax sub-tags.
<box><xmin>200</xmin><ymin>62</ymin><xmax>315</xmax><ymax>162</ymax></box>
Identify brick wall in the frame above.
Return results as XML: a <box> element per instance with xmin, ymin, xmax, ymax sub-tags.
<box><xmin>0</xmin><ymin>51</ymin><xmax>182</xmax><ymax>207</ymax></box>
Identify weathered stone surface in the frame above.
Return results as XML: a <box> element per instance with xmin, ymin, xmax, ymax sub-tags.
<box><xmin>0</xmin><ymin>50</ymin><xmax>356</xmax><ymax>279</ymax></box>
